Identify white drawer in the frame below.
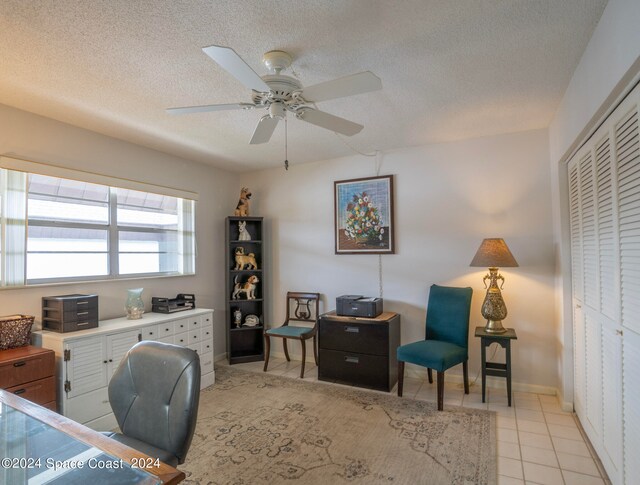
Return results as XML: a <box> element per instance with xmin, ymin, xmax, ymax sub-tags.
<box><xmin>158</xmin><ymin>335</ymin><xmax>174</xmax><ymax>345</ymax></box>
<box><xmin>201</xmin><ymin>313</ymin><xmax>213</xmax><ymax>327</ymax></box>
<box><xmin>188</xmin><ymin>315</ymin><xmax>202</xmax><ymax>329</ymax></box>
<box><xmin>66</xmin><ymin>386</ymin><xmax>112</xmax><ymax>425</ymax></box>
<box><xmin>201</xmin><ymin>325</ymin><xmax>213</xmax><ymax>341</ymax></box>
<box><xmin>174</xmin><ymin>318</ymin><xmax>189</xmax><ymax>334</ymax></box>
<box><xmin>141</xmin><ymin>324</ymin><xmax>158</xmax><ymax>341</ymax></box>
<box><xmin>200</xmin><ymin>351</ymin><xmax>214</xmax><ymax>374</ymax></box>
<box><xmin>174</xmin><ymin>332</ymin><xmax>188</xmax><ymax>346</ymax></box>
<box><xmin>188</xmin><ymin>342</ymin><xmax>201</xmax><ymax>354</ymax></box>
<box><xmin>201</xmin><ymin>339</ymin><xmax>213</xmax><ymax>354</ymax></box>
<box><xmin>158</xmin><ymin>322</ymin><xmax>174</xmax><ymax>336</ymax></box>
<box><xmin>188</xmin><ymin>328</ymin><xmax>202</xmax><ymax>344</ymax></box>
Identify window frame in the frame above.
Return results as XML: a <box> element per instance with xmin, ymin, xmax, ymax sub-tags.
<box><xmin>21</xmin><ymin>176</ymin><xmax>195</xmax><ymax>286</ymax></box>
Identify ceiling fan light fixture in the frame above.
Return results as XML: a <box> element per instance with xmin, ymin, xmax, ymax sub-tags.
<box><xmin>269</xmin><ymin>102</ymin><xmax>286</xmax><ymax>120</ymax></box>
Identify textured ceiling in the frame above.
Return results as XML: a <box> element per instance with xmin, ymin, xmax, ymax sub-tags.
<box><xmin>0</xmin><ymin>1</ymin><xmax>607</xmax><ymax>172</ymax></box>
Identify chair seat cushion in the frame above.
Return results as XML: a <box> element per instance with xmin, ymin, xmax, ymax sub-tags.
<box><xmin>397</xmin><ymin>340</ymin><xmax>467</xmax><ymax>372</ymax></box>
<box><xmin>265</xmin><ymin>325</ymin><xmax>313</xmax><ymax>338</ymax></box>
<box><xmin>101</xmin><ymin>431</ymin><xmax>178</xmax><ymax>467</ymax></box>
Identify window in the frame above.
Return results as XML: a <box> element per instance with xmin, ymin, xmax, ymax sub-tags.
<box><xmin>0</xmin><ymin>169</ymin><xmax>195</xmax><ymax>286</ymax></box>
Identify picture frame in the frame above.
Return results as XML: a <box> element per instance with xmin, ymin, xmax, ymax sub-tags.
<box><xmin>334</xmin><ymin>175</ymin><xmax>395</xmax><ymax>254</ymax></box>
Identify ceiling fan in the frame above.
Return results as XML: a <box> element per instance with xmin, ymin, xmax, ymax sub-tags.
<box><xmin>166</xmin><ymin>45</ymin><xmax>382</xmax><ymax>144</ymax></box>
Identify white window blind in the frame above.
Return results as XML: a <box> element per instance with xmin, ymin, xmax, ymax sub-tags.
<box><xmin>0</xmin><ymin>167</ymin><xmax>196</xmax><ymax>287</ymax></box>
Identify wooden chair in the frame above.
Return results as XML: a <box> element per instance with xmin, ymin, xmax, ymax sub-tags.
<box><xmin>397</xmin><ymin>284</ymin><xmax>473</xmax><ymax>411</ymax></box>
<box><xmin>263</xmin><ymin>292</ymin><xmax>320</xmax><ymax>378</ymax></box>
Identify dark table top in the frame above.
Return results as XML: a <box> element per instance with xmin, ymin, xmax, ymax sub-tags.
<box><xmin>474</xmin><ymin>326</ymin><xmax>517</xmax><ymax>339</ymax></box>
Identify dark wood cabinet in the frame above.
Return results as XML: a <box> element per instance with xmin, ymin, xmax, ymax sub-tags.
<box><xmin>0</xmin><ymin>346</ymin><xmax>56</xmax><ymax>410</ymax></box>
<box><xmin>225</xmin><ymin>216</ymin><xmax>265</xmax><ymax>364</ymax></box>
<box><xmin>318</xmin><ymin>311</ymin><xmax>400</xmax><ymax>391</ymax></box>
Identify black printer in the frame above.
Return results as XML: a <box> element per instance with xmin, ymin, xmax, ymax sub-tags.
<box><xmin>336</xmin><ymin>295</ymin><xmax>384</xmax><ymax>318</ymax></box>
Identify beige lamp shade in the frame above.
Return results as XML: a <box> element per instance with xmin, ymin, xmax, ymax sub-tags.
<box><xmin>470</xmin><ymin>238</ymin><xmax>519</xmax><ymax>268</ymax></box>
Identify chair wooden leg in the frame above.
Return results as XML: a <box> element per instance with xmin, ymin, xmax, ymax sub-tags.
<box><xmin>437</xmin><ymin>371</ymin><xmax>445</xmax><ymax>411</ymax></box>
<box><xmin>463</xmin><ymin>360</ymin><xmax>469</xmax><ymax>394</ymax></box>
<box><xmin>313</xmin><ymin>335</ymin><xmax>318</xmax><ymax>365</ymax></box>
<box><xmin>300</xmin><ymin>339</ymin><xmax>306</xmax><ymax>378</ymax></box>
<box><xmin>427</xmin><ymin>368</ymin><xmax>433</xmax><ymax>384</ymax></box>
<box><xmin>398</xmin><ymin>361</ymin><xmax>405</xmax><ymax>397</ymax></box>
<box><xmin>263</xmin><ymin>335</ymin><xmax>271</xmax><ymax>372</ymax></box>
<box><xmin>283</xmin><ymin>339</ymin><xmax>291</xmax><ymax>361</ymax></box>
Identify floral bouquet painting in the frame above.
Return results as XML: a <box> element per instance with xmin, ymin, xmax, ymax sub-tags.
<box><xmin>334</xmin><ymin>175</ymin><xmax>394</xmax><ymax>254</ymax></box>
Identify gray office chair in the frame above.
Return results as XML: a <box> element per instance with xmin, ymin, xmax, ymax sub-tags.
<box><xmin>103</xmin><ymin>341</ymin><xmax>201</xmax><ymax>467</ymax></box>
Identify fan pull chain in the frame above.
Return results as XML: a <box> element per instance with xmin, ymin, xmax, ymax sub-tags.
<box><xmin>284</xmin><ymin>117</ymin><xmax>289</xmax><ymax>170</ymax></box>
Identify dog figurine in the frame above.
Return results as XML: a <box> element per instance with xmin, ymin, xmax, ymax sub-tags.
<box><xmin>234</xmin><ymin>247</ymin><xmax>258</xmax><ymax>270</ymax></box>
<box><xmin>234</xmin><ymin>187</ymin><xmax>251</xmax><ymax>216</ymax></box>
<box><xmin>232</xmin><ymin>274</ymin><xmax>259</xmax><ymax>300</ymax></box>
<box><xmin>238</xmin><ymin>220</ymin><xmax>251</xmax><ymax>241</ymax></box>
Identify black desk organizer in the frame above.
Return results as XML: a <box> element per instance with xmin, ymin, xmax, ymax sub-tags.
<box><xmin>151</xmin><ymin>294</ymin><xmax>196</xmax><ymax>313</ymax></box>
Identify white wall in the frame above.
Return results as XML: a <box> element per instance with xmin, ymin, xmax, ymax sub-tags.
<box><xmin>241</xmin><ymin>129</ymin><xmax>557</xmax><ymax>391</ymax></box>
<box><xmin>0</xmin><ymin>103</ymin><xmax>238</xmax><ymax>358</ymax></box>
<box><xmin>548</xmin><ymin>0</ymin><xmax>640</xmax><ymax>407</ymax></box>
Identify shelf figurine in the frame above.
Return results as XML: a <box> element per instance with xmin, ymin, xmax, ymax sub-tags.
<box><xmin>234</xmin><ymin>187</ymin><xmax>251</xmax><ymax>216</ymax></box>
<box><xmin>234</xmin><ymin>246</ymin><xmax>258</xmax><ymax>270</ymax></box>
<box><xmin>232</xmin><ymin>275</ymin><xmax>259</xmax><ymax>300</ymax></box>
<box><xmin>233</xmin><ymin>309</ymin><xmax>242</xmax><ymax>328</ymax></box>
<box><xmin>238</xmin><ymin>220</ymin><xmax>251</xmax><ymax>241</ymax></box>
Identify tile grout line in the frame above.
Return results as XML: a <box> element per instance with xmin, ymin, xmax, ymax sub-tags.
<box><xmin>540</xmin><ymin>395</ymin><xmax>567</xmax><ymax>485</ymax></box>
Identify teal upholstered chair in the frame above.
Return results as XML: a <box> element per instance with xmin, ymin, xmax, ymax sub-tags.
<box><xmin>264</xmin><ymin>292</ymin><xmax>320</xmax><ymax>378</ymax></box>
<box><xmin>397</xmin><ymin>284</ymin><xmax>473</xmax><ymax>410</ymax></box>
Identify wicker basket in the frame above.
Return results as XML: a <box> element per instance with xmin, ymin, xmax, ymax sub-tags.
<box><xmin>0</xmin><ymin>314</ymin><xmax>35</xmax><ymax>350</ymax></box>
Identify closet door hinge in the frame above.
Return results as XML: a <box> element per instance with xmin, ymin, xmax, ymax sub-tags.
<box><xmin>63</xmin><ymin>349</ymin><xmax>71</xmax><ymax>361</ymax></box>
<box><xmin>64</xmin><ymin>380</ymin><xmax>71</xmax><ymax>393</ymax></box>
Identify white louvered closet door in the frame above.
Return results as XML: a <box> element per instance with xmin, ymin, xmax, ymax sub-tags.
<box><xmin>567</xmin><ymin>81</ymin><xmax>640</xmax><ymax>485</ymax></box>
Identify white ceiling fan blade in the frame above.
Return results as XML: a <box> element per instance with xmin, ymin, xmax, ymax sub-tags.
<box><xmin>301</xmin><ymin>71</ymin><xmax>382</xmax><ymax>102</ymax></box>
<box><xmin>250</xmin><ymin>115</ymin><xmax>280</xmax><ymax>144</ymax></box>
<box><xmin>166</xmin><ymin>103</ymin><xmax>255</xmax><ymax>115</ymax></box>
<box><xmin>202</xmin><ymin>45</ymin><xmax>270</xmax><ymax>93</ymax></box>
<box><xmin>298</xmin><ymin>108</ymin><xmax>364</xmax><ymax>136</ymax></box>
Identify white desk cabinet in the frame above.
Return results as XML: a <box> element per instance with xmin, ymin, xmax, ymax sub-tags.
<box><xmin>32</xmin><ymin>309</ymin><xmax>214</xmax><ymax>430</ymax></box>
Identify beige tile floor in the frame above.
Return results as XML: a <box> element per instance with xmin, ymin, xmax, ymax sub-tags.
<box><xmin>219</xmin><ymin>357</ymin><xmax>611</xmax><ymax>485</ymax></box>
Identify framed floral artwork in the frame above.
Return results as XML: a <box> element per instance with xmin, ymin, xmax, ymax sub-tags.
<box><xmin>334</xmin><ymin>175</ymin><xmax>395</xmax><ymax>254</ymax></box>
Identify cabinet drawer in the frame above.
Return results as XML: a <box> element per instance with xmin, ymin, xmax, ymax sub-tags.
<box><xmin>141</xmin><ymin>325</ymin><xmax>159</xmax><ymax>341</ymax></box>
<box><xmin>201</xmin><ymin>351</ymin><xmax>214</xmax><ymax>374</ymax></box>
<box><xmin>66</xmin><ymin>386</ymin><xmax>112</xmax><ymax>425</ymax></box>
<box><xmin>174</xmin><ymin>332</ymin><xmax>188</xmax><ymax>346</ymax></box>
<box><xmin>201</xmin><ymin>339</ymin><xmax>213</xmax><ymax>354</ymax></box>
<box><xmin>158</xmin><ymin>322</ymin><xmax>174</xmax><ymax>336</ymax></box>
<box><xmin>188</xmin><ymin>328</ymin><xmax>202</xmax><ymax>344</ymax></box>
<box><xmin>201</xmin><ymin>313</ymin><xmax>213</xmax><ymax>327</ymax></box>
<box><xmin>157</xmin><ymin>335</ymin><xmax>174</xmax><ymax>345</ymax></box>
<box><xmin>188</xmin><ymin>315</ymin><xmax>202</xmax><ymax>329</ymax></box>
<box><xmin>0</xmin><ymin>351</ymin><xmax>54</xmax><ymax>388</ymax></box>
<box><xmin>319</xmin><ymin>349</ymin><xmax>390</xmax><ymax>390</ymax></box>
<box><xmin>6</xmin><ymin>376</ymin><xmax>56</xmax><ymax>405</ymax></box>
<box><xmin>187</xmin><ymin>342</ymin><xmax>201</xmax><ymax>355</ymax></box>
<box><xmin>174</xmin><ymin>319</ymin><xmax>189</xmax><ymax>334</ymax></box>
<box><xmin>319</xmin><ymin>319</ymin><xmax>389</xmax><ymax>355</ymax></box>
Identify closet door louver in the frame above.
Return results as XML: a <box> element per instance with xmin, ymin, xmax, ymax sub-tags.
<box><xmin>615</xmin><ymin>108</ymin><xmax>640</xmax><ymax>334</ymax></box>
<box><xmin>580</xmin><ymin>153</ymin><xmax>599</xmax><ymax>310</ymax></box>
<box><xmin>569</xmin><ymin>163</ymin><xmax>583</xmax><ymax>300</ymax></box>
<box><xmin>596</xmin><ymin>136</ymin><xmax>617</xmax><ymax>319</ymax></box>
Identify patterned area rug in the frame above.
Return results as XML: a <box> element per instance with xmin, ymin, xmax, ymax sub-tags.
<box><xmin>181</xmin><ymin>366</ymin><xmax>496</xmax><ymax>485</ymax></box>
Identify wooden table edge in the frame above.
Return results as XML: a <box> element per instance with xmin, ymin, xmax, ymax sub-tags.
<box><xmin>0</xmin><ymin>389</ymin><xmax>184</xmax><ymax>484</ymax></box>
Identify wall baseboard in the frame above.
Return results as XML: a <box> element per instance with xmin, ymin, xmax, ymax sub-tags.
<box><xmin>222</xmin><ymin>351</ymin><xmax>562</xmax><ymax>397</ymax></box>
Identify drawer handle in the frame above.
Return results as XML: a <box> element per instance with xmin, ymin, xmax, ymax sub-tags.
<box><xmin>345</xmin><ymin>326</ymin><xmax>359</xmax><ymax>333</ymax></box>
<box><xmin>13</xmin><ymin>389</ymin><xmax>26</xmax><ymax>395</ymax></box>
<box><xmin>13</xmin><ymin>361</ymin><xmax>26</xmax><ymax>367</ymax></box>
<box><xmin>77</xmin><ymin>322</ymin><xmax>90</xmax><ymax>326</ymax></box>
<box><xmin>77</xmin><ymin>301</ymin><xmax>89</xmax><ymax>305</ymax></box>
<box><xmin>344</xmin><ymin>356</ymin><xmax>359</xmax><ymax>364</ymax></box>
<box><xmin>77</xmin><ymin>311</ymin><xmax>89</xmax><ymax>316</ymax></box>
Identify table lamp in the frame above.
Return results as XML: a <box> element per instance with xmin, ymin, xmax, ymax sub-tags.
<box><xmin>470</xmin><ymin>238</ymin><xmax>518</xmax><ymax>334</ymax></box>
